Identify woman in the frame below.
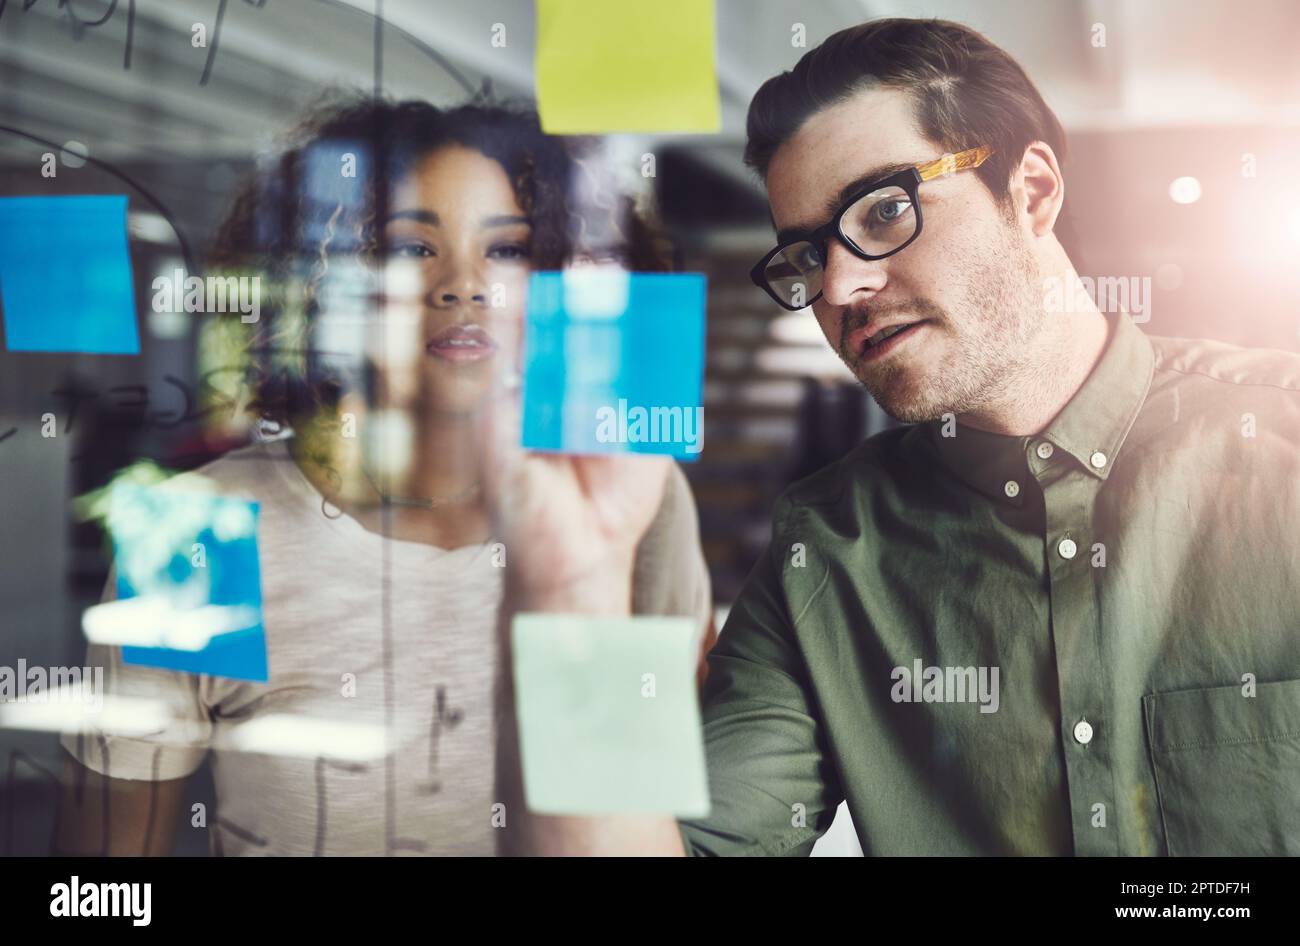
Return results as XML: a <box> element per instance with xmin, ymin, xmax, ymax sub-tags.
<box><xmin>56</xmin><ymin>95</ymin><xmax>714</xmax><ymax>856</ymax></box>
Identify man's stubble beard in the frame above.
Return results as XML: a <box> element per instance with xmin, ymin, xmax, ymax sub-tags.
<box><xmin>839</xmin><ymin>223</ymin><xmax>1045</xmax><ymax>424</ymax></box>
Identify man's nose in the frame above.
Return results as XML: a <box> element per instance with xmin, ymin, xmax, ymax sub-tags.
<box><xmin>819</xmin><ymin>239</ymin><xmax>887</xmax><ymax>307</ymax></box>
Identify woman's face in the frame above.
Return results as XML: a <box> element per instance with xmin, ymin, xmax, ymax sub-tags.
<box><xmin>370</xmin><ymin>144</ymin><xmax>533</xmax><ymax>418</ymax></box>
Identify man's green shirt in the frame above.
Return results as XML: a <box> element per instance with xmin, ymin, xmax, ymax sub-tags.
<box><xmin>682</xmin><ymin>311</ymin><xmax>1300</xmax><ymax>856</ymax></box>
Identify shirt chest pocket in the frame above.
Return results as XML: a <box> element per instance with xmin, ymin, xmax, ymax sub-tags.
<box><xmin>1144</xmin><ymin>678</ymin><xmax>1300</xmax><ymax>856</ymax></box>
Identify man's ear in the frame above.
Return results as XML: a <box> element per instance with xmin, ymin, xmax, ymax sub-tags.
<box><xmin>1012</xmin><ymin>142</ymin><xmax>1065</xmax><ymax>237</ymax></box>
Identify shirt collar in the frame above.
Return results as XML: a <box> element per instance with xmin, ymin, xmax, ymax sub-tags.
<box><xmin>926</xmin><ymin>311</ymin><xmax>1155</xmax><ymax>501</ymax></box>
<box><xmin>1041</xmin><ymin>310</ymin><xmax>1155</xmax><ymax>479</ymax></box>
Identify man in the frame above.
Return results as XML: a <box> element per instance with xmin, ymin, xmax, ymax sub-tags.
<box><xmin>497</xmin><ymin>17</ymin><xmax>1300</xmax><ymax>856</ymax></box>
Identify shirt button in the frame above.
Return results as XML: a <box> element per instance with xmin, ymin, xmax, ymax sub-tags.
<box><xmin>1058</xmin><ymin>537</ymin><xmax>1078</xmax><ymax>559</ymax></box>
<box><xmin>1073</xmin><ymin>719</ymin><xmax>1094</xmax><ymax>745</ymax></box>
<box><xmin>1003</xmin><ymin>480</ymin><xmax>1020</xmax><ymax>498</ymax></box>
<box><xmin>1035</xmin><ymin>442</ymin><xmax>1054</xmax><ymax>460</ymax></box>
<box><xmin>1090</xmin><ymin>451</ymin><xmax>1108</xmax><ymax>469</ymax></box>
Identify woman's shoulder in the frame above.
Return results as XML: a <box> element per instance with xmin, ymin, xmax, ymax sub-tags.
<box><xmin>631</xmin><ymin>464</ymin><xmax>711</xmax><ymax>624</ymax></box>
<box><xmin>163</xmin><ymin>437</ymin><xmax>302</xmax><ymax>506</ymax></box>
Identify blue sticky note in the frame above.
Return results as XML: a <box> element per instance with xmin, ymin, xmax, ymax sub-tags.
<box><xmin>0</xmin><ymin>195</ymin><xmax>140</xmax><ymax>354</ymax></box>
<box><xmin>521</xmin><ymin>270</ymin><xmax>707</xmax><ymax>460</ymax></box>
<box><xmin>109</xmin><ymin>484</ymin><xmax>268</xmax><ymax>682</ymax></box>
<box><xmin>300</xmin><ymin>140</ymin><xmax>370</xmax><ymax>251</ymax></box>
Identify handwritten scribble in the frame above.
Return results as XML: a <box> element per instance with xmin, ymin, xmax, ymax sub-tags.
<box><xmin>1</xmin><ymin>0</ymin><xmax>135</xmax><ymax>70</ymax></box>
<box><xmin>417</xmin><ymin>684</ymin><xmax>463</xmax><ymax>795</ymax></box>
<box><xmin>141</xmin><ymin>744</ymin><xmax>161</xmax><ymax>854</ymax></box>
<box><xmin>312</xmin><ymin>755</ymin><xmax>367</xmax><ymax>857</ymax></box>
<box><xmin>0</xmin><ymin>366</ymin><xmax>245</xmax><ymax>456</ymax></box>
<box><xmin>2</xmin><ymin>0</ymin><xmax>494</xmax><ymax>861</ymax></box>
<box><xmin>196</xmin><ymin>0</ymin><xmax>268</xmax><ymax>86</ymax></box>
<box><xmin>1</xmin><ymin>0</ymin><xmax>477</xmax><ymax>95</ymax></box>
<box><xmin>0</xmin><ymin>126</ymin><xmax>196</xmax><ymax>272</ymax></box>
<box><xmin>212</xmin><ymin>813</ymin><xmax>267</xmax><ymax>854</ymax></box>
<box><xmin>0</xmin><ymin>0</ymin><xmax>273</xmax><ymax>85</ymax></box>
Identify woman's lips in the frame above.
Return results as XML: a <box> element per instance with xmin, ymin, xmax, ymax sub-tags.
<box><xmin>425</xmin><ymin>324</ymin><xmax>498</xmax><ymax>363</ymax></box>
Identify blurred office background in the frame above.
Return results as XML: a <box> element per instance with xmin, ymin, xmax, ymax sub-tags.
<box><xmin>2</xmin><ymin>0</ymin><xmax>1298</xmax><ymax>857</ymax></box>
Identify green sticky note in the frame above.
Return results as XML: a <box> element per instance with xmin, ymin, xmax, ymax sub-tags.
<box><xmin>535</xmin><ymin>0</ymin><xmax>721</xmax><ymax>134</ymax></box>
<box><xmin>512</xmin><ymin>613</ymin><xmax>710</xmax><ymax>816</ymax></box>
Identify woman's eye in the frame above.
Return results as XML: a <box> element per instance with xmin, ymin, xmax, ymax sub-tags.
<box><xmin>489</xmin><ymin>242</ymin><xmax>531</xmax><ymax>262</ymax></box>
<box><xmin>391</xmin><ymin>242</ymin><xmax>434</xmax><ymax>259</ymax></box>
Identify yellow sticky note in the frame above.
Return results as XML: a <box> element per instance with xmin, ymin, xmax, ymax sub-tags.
<box><xmin>535</xmin><ymin>0</ymin><xmax>721</xmax><ymax>134</ymax></box>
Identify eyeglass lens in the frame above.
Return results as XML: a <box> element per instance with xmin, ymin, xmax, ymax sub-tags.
<box><xmin>761</xmin><ymin>184</ymin><xmax>917</xmax><ymax>307</ymax></box>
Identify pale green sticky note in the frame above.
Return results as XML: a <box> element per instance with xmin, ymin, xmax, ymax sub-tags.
<box><xmin>512</xmin><ymin>613</ymin><xmax>710</xmax><ymax>816</ymax></box>
<box><xmin>535</xmin><ymin>0</ymin><xmax>721</xmax><ymax>134</ymax></box>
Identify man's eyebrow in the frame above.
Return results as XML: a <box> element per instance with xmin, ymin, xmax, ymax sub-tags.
<box><xmin>828</xmin><ymin>162</ymin><xmax>914</xmax><ymax>214</ymax></box>
<box><xmin>773</xmin><ymin>161</ymin><xmax>916</xmax><ymax>245</ymax></box>
<box><xmin>382</xmin><ymin>209</ymin><xmax>529</xmax><ymax>228</ymax></box>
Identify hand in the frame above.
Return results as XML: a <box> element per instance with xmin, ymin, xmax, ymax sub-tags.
<box><xmin>481</xmin><ymin>379</ymin><xmax>670</xmax><ymax>609</ymax></box>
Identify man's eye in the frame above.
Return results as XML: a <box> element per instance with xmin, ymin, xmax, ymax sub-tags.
<box><xmin>793</xmin><ymin>243</ymin><xmax>823</xmax><ymax>270</ymax></box>
<box><xmin>489</xmin><ymin>242</ymin><xmax>531</xmax><ymax>262</ymax></box>
<box><xmin>871</xmin><ymin>199</ymin><xmax>912</xmax><ymax>224</ymax></box>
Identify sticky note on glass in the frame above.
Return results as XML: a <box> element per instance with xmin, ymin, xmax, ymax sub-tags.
<box><xmin>512</xmin><ymin>613</ymin><xmax>709</xmax><ymax>816</ymax></box>
<box><xmin>535</xmin><ymin>0</ymin><xmax>721</xmax><ymax>133</ymax></box>
<box><xmin>94</xmin><ymin>483</ymin><xmax>268</xmax><ymax>682</ymax></box>
<box><xmin>0</xmin><ymin>195</ymin><xmax>139</xmax><ymax>354</ymax></box>
<box><xmin>521</xmin><ymin>270</ymin><xmax>706</xmax><ymax>460</ymax></box>
<box><xmin>300</xmin><ymin>140</ymin><xmax>370</xmax><ymax>251</ymax></box>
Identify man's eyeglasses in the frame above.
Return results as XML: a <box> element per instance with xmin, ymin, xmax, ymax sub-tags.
<box><xmin>750</xmin><ymin>146</ymin><xmax>994</xmax><ymax>311</ymax></box>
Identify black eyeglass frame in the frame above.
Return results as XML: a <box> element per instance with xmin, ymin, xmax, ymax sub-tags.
<box><xmin>749</xmin><ymin>145</ymin><xmax>994</xmax><ymax>311</ymax></box>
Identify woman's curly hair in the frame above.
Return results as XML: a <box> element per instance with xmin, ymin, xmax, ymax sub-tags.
<box><xmin>208</xmin><ymin>91</ymin><xmax>672</xmax><ymax>428</ymax></box>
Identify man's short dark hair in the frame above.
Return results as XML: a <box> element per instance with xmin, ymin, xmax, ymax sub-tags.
<box><xmin>744</xmin><ymin>18</ymin><xmax>1069</xmax><ymax>208</ymax></box>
